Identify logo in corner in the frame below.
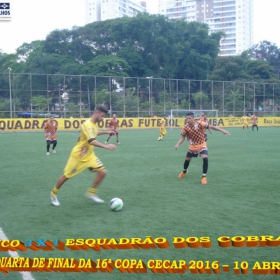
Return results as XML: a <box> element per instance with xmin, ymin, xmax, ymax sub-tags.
<box><xmin>0</xmin><ymin>2</ymin><xmax>11</xmax><ymax>20</ymax></box>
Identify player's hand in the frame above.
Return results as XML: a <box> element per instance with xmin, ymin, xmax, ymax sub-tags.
<box><xmin>175</xmin><ymin>144</ymin><xmax>179</xmax><ymax>149</ymax></box>
<box><xmin>223</xmin><ymin>130</ymin><xmax>230</xmax><ymax>135</ymax></box>
<box><xmin>106</xmin><ymin>144</ymin><xmax>116</xmax><ymax>150</ymax></box>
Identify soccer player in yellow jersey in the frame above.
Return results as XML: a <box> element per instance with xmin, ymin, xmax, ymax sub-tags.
<box><xmin>158</xmin><ymin>115</ymin><xmax>167</xmax><ymax>141</ymax></box>
<box><xmin>241</xmin><ymin>114</ymin><xmax>249</xmax><ymax>130</ymax></box>
<box><xmin>175</xmin><ymin>112</ymin><xmax>230</xmax><ymax>185</ymax></box>
<box><xmin>50</xmin><ymin>105</ymin><xmax>116</xmax><ymax>206</ymax></box>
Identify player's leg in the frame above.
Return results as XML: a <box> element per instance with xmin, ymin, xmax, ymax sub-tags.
<box><xmin>105</xmin><ymin>132</ymin><xmax>113</xmax><ymax>144</ymax></box>
<box><xmin>178</xmin><ymin>152</ymin><xmax>195</xmax><ymax>178</ymax></box>
<box><xmin>50</xmin><ymin>175</ymin><xmax>68</xmax><ymax>206</ymax></box>
<box><xmin>161</xmin><ymin>129</ymin><xmax>167</xmax><ymax>140</ymax></box>
<box><xmin>46</xmin><ymin>140</ymin><xmax>51</xmax><ymax>155</ymax></box>
<box><xmin>52</xmin><ymin>140</ymin><xmax>57</xmax><ymax>153</ymax></box>
<box><xmin>86</xmin><ymin>170</ymin><xmax>107</xmax><ymax>203</ymax></box>
<box><xmin>86</xmin><ymin>156</ymin><xmax>107</xmax><ymax>203</ymax></box>
<box><xmin>116</xmin><ymin>132</ymin><xmax>120</xmax><ymax>144</ymax></box>
<box><xmin>200</xmin><ymin>150</ymin><xmax>208</xmax><ymax>185</ymax></box>
<box><xmin>158</xmin><ymin>129</ymin><xmax>162</xmax><ymax>141</ymax></box>
<box><xmin>50</xmin><ymin>157</ymin><xmax>87</xmax><ymax>206</ymax></box>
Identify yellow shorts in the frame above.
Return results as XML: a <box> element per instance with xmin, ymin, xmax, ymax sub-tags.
<box><xmin>63</xmin><ymin>155</ymin><xmax>105</xmax><ymax>178</ymax></box>
<box><xmin>160</xmin><ymin>128</ymin><xmax>167</xmax><ymax>135</ymax></box>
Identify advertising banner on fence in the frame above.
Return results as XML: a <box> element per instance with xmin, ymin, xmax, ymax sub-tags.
<box><xmin>0</xmin><ymin>117</ymin><xmax>280</xmax><ymax>132</ymax></box>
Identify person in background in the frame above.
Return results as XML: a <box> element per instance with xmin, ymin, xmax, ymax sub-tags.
<box><xmin>105</xmin><ymin>114</ymin><xmax>120</xmax><ymax>144</ymax></box>
<box><xmin>44</xmin><ymin>116</ymin><xmax>58</xmax><ymax>155</ymax></box>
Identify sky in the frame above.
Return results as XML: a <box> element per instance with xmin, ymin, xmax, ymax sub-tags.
<box><xmin>0</xmin><ymin>0</ymin><xmax>279</xmax><ymax>54</ymax></box>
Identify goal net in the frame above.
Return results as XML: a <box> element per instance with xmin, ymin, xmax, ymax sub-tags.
<box><xmin>169</xmin><ymin>109</ymin><xmax>218</xmax><ymax>129</ymax></box>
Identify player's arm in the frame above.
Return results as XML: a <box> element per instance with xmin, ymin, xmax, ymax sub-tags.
<box><xmin>90</xmin><ymin>139</ymin><xmax>115</xmax><ymax>150</ymax></box>
<box><xmin>209</xmin><ymin>125</ymin><xmax>230</xmax><ymax>135</ymax></box>
<box><xmin>175</xmin><ymin>135</ymin><xmax>186</xmax><ymax>149</ymax></box>
<box><xmin>97</xmin><ymin>131</ymin><xmax>116</xmax><ymax>136</ymax></box>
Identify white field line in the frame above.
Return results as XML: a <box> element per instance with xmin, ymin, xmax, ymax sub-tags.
<box><xmin>0</xmin><ymin>227</ymin><xmax>35</xmax><ymax>280</ymax></box>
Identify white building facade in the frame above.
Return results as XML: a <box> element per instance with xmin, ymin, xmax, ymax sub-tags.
<box><xmin>85</xmin><ymin>0</ymin><xmax>147</xmax><ymax>23</ymax></box>
<box><xmin>158</xmin><ymin>0</ymin><xmax>253</xmax><ymax>56</ymax></box>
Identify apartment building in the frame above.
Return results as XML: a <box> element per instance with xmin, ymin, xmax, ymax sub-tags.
<box><xmin>85</xmin><ymin>0</ymin><xmax>147</xmax><ymax>23</ymax></box>
<box><xmin>158</xmin><ymin>0</ymin><xmax>254</xmax><ymax>56</ymax></box>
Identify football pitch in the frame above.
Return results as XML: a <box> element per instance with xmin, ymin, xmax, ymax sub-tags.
<box><xmin>0</xmin><ymin>127</ymin><xmax>280</xmax><ymax>280</ymax></box>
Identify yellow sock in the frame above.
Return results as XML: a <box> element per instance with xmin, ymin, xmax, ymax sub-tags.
<box><xmin>87</xmin><ymin>187</ymin><xmax>97</xmax><ymax>196</ymax></box>
<box><xmin>51</xmin><ymin>187</ymin><xmax>58</xmax><ymax>196</ymax></box>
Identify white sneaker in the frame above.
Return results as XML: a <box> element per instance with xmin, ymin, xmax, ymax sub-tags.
<box><xmin>105</xmin><ymin>141</ymin><xmax>107</xmax><ymax>144</ymax></box>
<box><xmin>50</xmin><ymin>193</ymin><xmax>60</xmax><ymax>206</ymax></box>
<box><xmin>85</xmin><ymin>193</ymin><xmax>104</xmax><ymax>203</ymax></box>
<box><xmin>117</xmin><ymin>142</ymin><xmax>121</xmax><ymax>144</ymax></box>
<box><xmin>46</xmin><ymin>152</ymin><xmax>50</xmax><ymax>155</ymax></box>
<box><xmin>53</xmin><ymin>150</ymin><xmax>56</xmax><ymax>154</ymax></box>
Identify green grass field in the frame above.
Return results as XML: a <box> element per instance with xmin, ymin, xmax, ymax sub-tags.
<box><xmin>0</xmin><ymin>127</ymin><xmax>280</xmax><ymax>280</ymax></box>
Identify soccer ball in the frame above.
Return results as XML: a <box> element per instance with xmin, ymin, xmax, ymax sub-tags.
<box><xmin>110</xmin><ymin>198</ymin><xmax>123</xmax><ymax>211</ymax></box>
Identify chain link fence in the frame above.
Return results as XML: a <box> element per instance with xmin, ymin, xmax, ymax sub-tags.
<box><xmin>1</xmin><ymin>73</ymin><xmax>280</xmax><ymax>118</ymax></box>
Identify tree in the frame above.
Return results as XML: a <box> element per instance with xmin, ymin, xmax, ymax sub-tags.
<box><xmin>31</xmin><ymin>96</ymin><xmax>52</xmax><ymax>111</ymax></box>
<box><xmin>247</xmin><ymin>40</ymin><xmax>280</xmax><ymax>77</ymax></box>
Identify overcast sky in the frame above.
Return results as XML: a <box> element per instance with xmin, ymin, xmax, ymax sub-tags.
<box><xmin>0</xmin><ymin>0</ymin><xmax>279</xmax><ymax>54</ymax></box>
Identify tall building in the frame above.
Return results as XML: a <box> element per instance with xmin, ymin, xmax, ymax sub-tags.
<box><xmin>158</xmin><ymin>0</ymin><xmax>253</xmax><ymax>56</ymax></box>
<box><xmin>85</xmin><ymin>0</ymin><xmax>147</xmax><ymax>24</ymax></box>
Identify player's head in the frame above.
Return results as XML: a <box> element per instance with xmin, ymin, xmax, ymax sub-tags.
<box><xmin>163</xmin><ymin>115</ymin><xmax>166</xmax><ymax>119</ymax></box>
<box><xmin>113</xmin><ymin>114</ymin><xmax>116</xmax><ymax>119</ymax></box>
<box><xmin>186</xmin><ymin>112</ymin><xmax>195</xmax><ymax>125</ymax></box>
<box><xmin>93</xmin><ymin>105</ymin><xmax>108</xmax><ymax>122</ymax></box>
<box><xmin>49</xmin><ymin>116</ymin><xmax>54</xmax><ymax>122</ymax></box>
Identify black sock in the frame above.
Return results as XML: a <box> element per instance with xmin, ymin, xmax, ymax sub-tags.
<box><xmin>203</xmin><ymin>158</ymin><xmax>208</xmax><ymax>174</ymax></box>
<box><xmin>47</xmin><ymin>144</ymin><xmax>50</xmax><ymax>152</ymax></box>
<box><xmin>183</xmin><ymin>160</ymin><xmax>190</xmax><ymax>173</ymax></box>
<box><xmin>53</xmin><ymin>140</ymin><xmax>57</xmax><ymax>150</ymax></box>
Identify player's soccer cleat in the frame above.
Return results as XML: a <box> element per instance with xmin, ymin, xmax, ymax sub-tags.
<box><xmin>50</xmin><ymin>192</ymin><xmax>60</xmax><ymax>206</ymax></box>
<box><xmin>201</xmin><ymin>177</ymin><xmax>208</xmax><ymax>185</ymax></box>
<box><xmin>46</xmin><ymin>152</ymin><xmax>50</xmax><ymax>155</ymax></box>
<box><xmin>178</xmin><ymin>170</ymin><xmax>188</xmax><ymax>178</ymax></box>
<box><xmin>105</xmin><ymin>141</ymin><xmax>107</xmax><ymax>144</ymax></box>
<box><xmin>117</xmin><ymin>142</ymin><xmax>121</xmax><ymax>144</ymax></box>
<box><xmin>85</xmin><ymin>193</ymin><xmax>104</xmax><ymax>203</ymax></box>
<box><xmin>158</xmin><ymin>137</ymin><xmax>162</xmax><ymax>141</ymax></box>
<box><xmin>53</xmin><ymin>149</ymin><xmax>56</xmax><ymax>154</ymax></box>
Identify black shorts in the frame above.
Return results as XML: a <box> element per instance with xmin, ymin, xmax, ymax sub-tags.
<box><xmin>186</xmin><ymin>149</ymin><xmax>208</xmax><ymax>158</ymax></box>
<box><xmin>46</xmin><ymin>140</ymin><xmax>57</xmax><ymax>145</ymax></box>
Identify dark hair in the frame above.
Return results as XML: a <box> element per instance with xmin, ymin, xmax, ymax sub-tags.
<box><xmin>95</xmin><ymin>105</ymin><xmax>108</xmax><ymax>114</ymax></box>
<box><xmin>186</xmin><ymin>112</ymin><xmax>194</xmax><ymax>117</ymax></box>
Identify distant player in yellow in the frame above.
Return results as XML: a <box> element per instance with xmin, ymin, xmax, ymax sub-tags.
<box><xmin>50</xmin><ymin>105</ymin><xmax>116</xmax><ymax>206</ymax></box>
<box><xmin>241</xmin><ymin>114</ymin><xmax>249</xmax><ymax>130</ymax></box>
<box><xmin>158</xmin><ymin>115</ymin><xmax>167</xmax><ymax>141</ymax></box>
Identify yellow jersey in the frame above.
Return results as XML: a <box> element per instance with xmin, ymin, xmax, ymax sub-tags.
<box><xmin>70</xmin><ymin>119</ymin><xmax>98</xmax><ymax>162</ymax></box>
<box><xmin>160</xmin><ymin>118</ymin><xmax>166</xmax><ymax>129</ymax></box>
<box><xmin>241</xmin><ymin>116</ymin><xmax>249</xmax><ymax>124</ymax></box>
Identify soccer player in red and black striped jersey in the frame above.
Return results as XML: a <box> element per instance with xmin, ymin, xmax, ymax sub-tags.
<box><xmin>105</xmin><ymin>114</ymin><xmax>120</xmax><ymax>144</ymax></box>
<box><xmin>175</xmin><ymin>112</ymin><xmax>230</xmax><ymax>185</ymax></box>
<box><xmin>44</xmin><ymin>117</ymin><xmax>58</xmax><ymax>155</ymax></box>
